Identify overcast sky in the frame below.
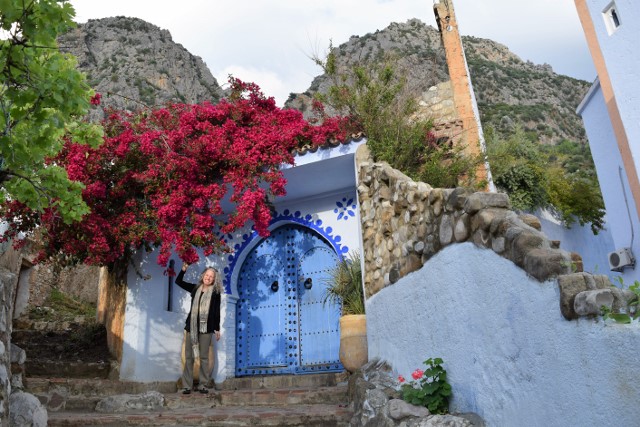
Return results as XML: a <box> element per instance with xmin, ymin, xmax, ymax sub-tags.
<box><xmin>70</xmin><ymin>0</ymin><xmax>596</xmax><ymax>106</ymax></box>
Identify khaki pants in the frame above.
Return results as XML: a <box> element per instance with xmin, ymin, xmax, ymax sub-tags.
<box><xmin>181</xmin><ymin>331</ymin><xmax>213</xmax><ymax>389</ymax></box>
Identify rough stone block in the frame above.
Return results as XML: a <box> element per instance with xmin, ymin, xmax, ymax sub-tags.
<box><xmin>574</xmin><ymin>289</ymin><xmax>614</xmax><ymax>316</ymax></box>
<box><xmin>463</xmin><ymin>192</ymin><xmax>510</xmax><ymax>214</ymax></box>
<box><xmin>492</xmin><ymin>237</ymin><xmax>506</xmax><ymax>253</ymax></box>
<box><xmin>10</xmin><ymin>343</ymin><xmax>26</xmax><ymax>365</ymax></box>
<box><xmin>9</xmin><ymin>391</ymin><xmax>47</xmax><ymax>427</ymax></box>
<box><xmin>472</xmin><ymin>208</ymin><xmax>507</xmax><ymax>233</ymax></box>
<box><xmin>472</xmin><ymin>229</ymin><xmax>490</xmax><ymax>248</ymax></box>
<box><xmin>95</xmin><ymin>391</ymin><xmax>164</xmax><ymax>413</ymax></box>
<box><xmin>401</xmin><ymin>254</ymin><xmax>423</xmax><ymax>277</ymax></box>
<box><xmin>446</xmin><ymin>187</ymin><xmax>471</xmax><ymax>211</ymax></box>
<box><xmin>511</xmin><ymin>232</ymin><xmax>546</xmax><ymax>268</ymax></box>
<box><xmin>389</xmin><ymin>267</ymin><xmax>400</xmax><ymax>284</ymax></box>
<box><xmin>388</xmin><ymin>398</ymin><xmax>430</xmax><ymax>420</ymax></box>
<box><xmin>558</xmin><ymin>273</ymin><xmax>591</xmax><ymax>320</ymax></box>
<box><xmin>454</xmin><ymin>214</ymin><xmax>470</xmax><ymax>242</ymax></box>
<box><xmin>610</xmin><ymin>287</ymin><xmax>638</xmax><ymax>313</ymax></box>
<box><xmin>439</xmin><ymin>214</ymin><xmax>454</xmax><ymax>246</ymax></box>
<box><xmin>490</xmin><ymin>210</ymin><xmax>519</xmax><ymax>235</ymax></box>
<box><xmin>518</xmin><ymin>213</ymin><xmax>542</xmax><ymax>231</ymax></box>
<box><xmin>570</xmin><ymin>252</ymin><xmax>583</xmax><ymax>273</ymax></box>
<box><xmin>523</xmin><ymin>248</ymin><xmax>571</xmax><ymax>282</ymax></box>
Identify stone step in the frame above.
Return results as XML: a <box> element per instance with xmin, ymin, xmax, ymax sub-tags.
<box><xmin>27</xmin><ymin>372</ymin><xmax>346</xmax><ymax>395</ymax></box>
<box><xmin>46</xmin><ymin>403</ymin><xmax>353</xmax><ymax>426</ymax></box>
<box><xmin>26</xmin><ymin>378</ymin><xmax>178</xmax><ymax>411</ymax></box>
<box><xmin>26</xmin><ymin>360</ymin><xmax>112</xmax><ymax>379</ymax></box>
<box><xmin>13</xmin><ymin>317</ymin><xmax>92</xmax><ymax>332</ymax></box>
<box><xmin>166</xmin><ymin>385</ymin><xmax>348</xmax><ymax>409</ymax></box>
<box><xmin>27</xmin><ymin>374</ymin><xmax>350</xmax><ymax>411</ymax></box>
<box><xmin>222</xmin><ymin>372</ymin><xmax>347</xmax><ymax>390</ymax></box>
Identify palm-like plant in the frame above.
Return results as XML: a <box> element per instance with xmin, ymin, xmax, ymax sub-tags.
<box><xmin>323</xmin><ymin>251</ymin><xmax>365</xmax><ymax>315</ymax></box>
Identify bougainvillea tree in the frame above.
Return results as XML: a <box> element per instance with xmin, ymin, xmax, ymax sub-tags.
<box><xmin>1</xmin><ymin>78</ymin><xmax>348</xmax><ymax>267</ymax></box>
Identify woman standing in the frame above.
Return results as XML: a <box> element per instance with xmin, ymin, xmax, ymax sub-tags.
<box><xmin>176</xmin><ymin>263</ymin><xmax>222</xmax><ymax>394</ymax></box>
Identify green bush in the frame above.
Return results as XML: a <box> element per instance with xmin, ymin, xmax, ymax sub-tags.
<box><xmin>486</xmin><ymin>127</ymin><xmax>605</xmax><ymax>233</ymax></box>
<box><xmin>314</xmin><ymin>46</ymin><xmax>483</xmax><ymax>189</ymax></box>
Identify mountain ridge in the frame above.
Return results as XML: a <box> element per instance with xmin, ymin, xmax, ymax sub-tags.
<box><xmin>59</xmin><ymin>16</ymin><xmax>226</xmax><ymax>120</ymax></box>
<box><xmin>286</xmin><ymin>18</ymin><xmax>590</xmax><ymax>145</ymax></box>
<box><xmin>61</xmin><ymin>16</ymin><xmax>590</xmax><ymax>146</ymax></box>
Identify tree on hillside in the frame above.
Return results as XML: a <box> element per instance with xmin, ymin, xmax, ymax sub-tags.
<box><xmin>0</xmin><ymin>0</ymin><xmax>103</xmax><ymax>224</ymax></box>
<box><xmin>485</xmin><ymin>127</ymin><xmax>605</xmax><ymax>233</ymax></box>
<box><xmin>0</xmin><ymin>79</ymin><xmax>348</xmax><ymax>267</ymax></box>
<box><xmin>313</xmin><ymin>45</ymin><xmax>483</xmax><ymax>189</ymax></box>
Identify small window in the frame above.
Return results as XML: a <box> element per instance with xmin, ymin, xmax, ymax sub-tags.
<box><xmin>603</xmin><ymin>2</ymin><xmax>621</xmax><ymax>35</ymax></box>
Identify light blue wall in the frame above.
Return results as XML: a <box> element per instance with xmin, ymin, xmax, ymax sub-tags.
<box><xmin>578</xmin><ymin>1</ymin><xmax>640</xmax><ymax>284</ymax></box>
<box><xmin>536</xmin><ymin>209</ymin><xmax>618</xmax><ymax>280</ymax></box>
<box><xmin>585</xmin><ymin>0</ymin><xmax>640</xmax><ymax>159</ymax></box>
<box><xmin>579</xmin><ymin>82</ymin><xmax>640</xmax><ymax>284</ymax></box>
<box><xmin>367</xmin><ymin>243</ymin><xmax>640</xmax><ymax>427</ymax></box>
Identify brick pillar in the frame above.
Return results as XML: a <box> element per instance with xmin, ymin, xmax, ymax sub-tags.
<box><xmin>433</xmin><ymin>0</ymin><xmax>492</xmax><ymax>191</ymax></box>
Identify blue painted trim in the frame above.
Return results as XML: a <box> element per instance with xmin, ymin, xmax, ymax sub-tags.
<box><xmin>222</xmin><ymin>209</ymin><xmax>349</xmax><ymax>295</ymax></box>
<box><xmin>334</xmin><ymin>197</ymin><xmax>357</xmax><ymax>221</ymax></box>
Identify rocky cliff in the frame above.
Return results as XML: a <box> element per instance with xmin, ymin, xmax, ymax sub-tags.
<box><xmin>59</xmin><ymin>16</ymin><xmax>225</xmax><ymax>120</ymax></box>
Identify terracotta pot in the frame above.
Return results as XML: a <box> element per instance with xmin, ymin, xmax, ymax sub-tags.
<box><xmin>339</xmin><ymin>314</ymin><xmax>368</xmax><ymax>372</ymax></box>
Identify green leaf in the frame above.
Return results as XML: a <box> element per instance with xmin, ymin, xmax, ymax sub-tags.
<box><xmin>608</xmin><ymin>313</ymin><xmax>632</xmax><ymax>324</ymax></box>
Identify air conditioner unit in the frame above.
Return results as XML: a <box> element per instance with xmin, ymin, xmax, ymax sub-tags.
<box><xmin>608</xmin><ymin>248</ymin><xmax>635</xmax><ymax>272</ymax></box>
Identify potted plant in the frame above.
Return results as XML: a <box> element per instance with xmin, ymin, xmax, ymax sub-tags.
<box><xmin>323</xmin><ymin>251</ymin><xmax>368</xmax><ymax>372</ymax></box>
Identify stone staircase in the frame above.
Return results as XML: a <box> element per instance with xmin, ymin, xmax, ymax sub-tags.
<box><xmin>12</xmin><ymin>317</ymin><xmax>353</xmax><ymax>426</ymax></box>
<box><xmin>28</xmin><ymin>373</ymin><xmax>352</xmax><ymax>426</ymax></box>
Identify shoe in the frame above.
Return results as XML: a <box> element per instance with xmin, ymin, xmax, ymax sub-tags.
<box><xmin>198</xmin><ymin>387</ymin><xmax>209</xmax><ymax>394</ymax></box>
<box><xmin>182</xmin><ymin>388</ymin><xmax>191</xmax><ymax>395</ymax></box>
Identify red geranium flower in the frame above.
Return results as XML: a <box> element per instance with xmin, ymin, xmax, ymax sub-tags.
<box><xmin>412</xmin><ymin>369</ymin><xmax>424</xmax><ymax>380</ymax></box>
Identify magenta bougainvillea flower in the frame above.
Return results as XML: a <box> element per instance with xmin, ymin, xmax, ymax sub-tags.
<box><xmin>0</xmin><ymin>79</ymin><xmax>351</xmax><ymax>267</ymax></box>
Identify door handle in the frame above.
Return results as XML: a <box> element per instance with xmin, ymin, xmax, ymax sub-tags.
<box><xmin>303</xmin><ymin>277</ymin><xmax>313</xmax><ymax>290</ymax></box>
<box><xmin>271</xmin><ymin>281</ymin><xmax>279</xmax><ymax>292</ymax></box>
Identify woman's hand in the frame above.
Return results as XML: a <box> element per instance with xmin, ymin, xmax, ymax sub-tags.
<box><xmin>214</xmin><ymin>330</ymin><xmax>221</xmax><ymax>341</ymax></box>
<box><xmin>181</xmin><ymin>263</ymin><xmax>189</xmax><ymax>272</ymax></box>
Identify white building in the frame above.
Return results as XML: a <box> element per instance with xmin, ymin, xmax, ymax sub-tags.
<box><xmin>117</xmin><ymin>137</ymin><xmax>366</xmax><ymax>383</ymax></box>
<box><xmin>574</xmin><ymin>0</ymin><xmax>640</xmax><ymax>284</ymax></box>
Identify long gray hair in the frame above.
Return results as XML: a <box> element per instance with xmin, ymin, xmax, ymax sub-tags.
<box><xmin>199</xmin><ymin>267</ymin><xmax>223</xmax><ymax>293</ymax></box>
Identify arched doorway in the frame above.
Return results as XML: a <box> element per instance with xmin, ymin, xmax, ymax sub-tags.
<box><xmin>235</xmin><ymin>224</ymin><xmax>343</xmax><ymax>376</ymax></box>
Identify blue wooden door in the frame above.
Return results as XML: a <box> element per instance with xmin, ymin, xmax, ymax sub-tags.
<box><xmin>236</xmin><ymin>224</ymin><xmax>342</xmax><ymax>376</ymax></box>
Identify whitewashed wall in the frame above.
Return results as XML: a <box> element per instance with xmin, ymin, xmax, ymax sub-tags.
<box><xmin>367</xmin><ymin>242</ymin><xmax>640</xmax><ymax>427</ymax></box>
<box><xmin>120</xmin><ymin>248</ymin><xmax>213</xmax><ymax>382</ymax></box>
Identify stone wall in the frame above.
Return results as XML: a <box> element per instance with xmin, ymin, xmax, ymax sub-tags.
<box><xmin>0</xmin><ymin>267</ymin><xmax>15</xmax><ymax>425</ymax></box>
<box><xmin>357</xmin><ymin>144</ymin><xmax>578</xmax><ymax>297</ymax></box>
<box><xmin>415</xmin><ymin>81</ymin><xmax>457</xmax><ymax>123</ymax></box>
<box><xmin>356</xmin><ymin>145</ymin><xmax>638</xmax><ymax>319</ymax></box>
<box><xmin>0</xmin><ymin>239</ymin><xmax>101</xmax><ymax>321</ymax></box>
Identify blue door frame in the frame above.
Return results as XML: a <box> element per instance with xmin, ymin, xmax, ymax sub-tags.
<box><xmin>236</xmin><ymin>224</ymin><xmax>343</xmax><ymax>376</ymax></box>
